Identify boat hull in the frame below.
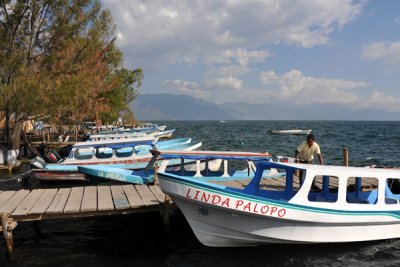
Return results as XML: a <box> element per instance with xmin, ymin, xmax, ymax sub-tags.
<box><xmin>269</xmin><ymin>129</ymin><xmax>312</xmax><ymax>135</ymax></box>
<box><xmin>159</xmin><ymin>176</ymin><xmax>400</xmax><ymax>246</ymax></box>
<box><xmin>77</xmin><ymin>166</ymin><xmax>151</xmax><ymax>184</ymax></box>
<box><xmin>32</xmin><ymin>170</ymin><xmax>87</xmax><ymax>181</ymax></box>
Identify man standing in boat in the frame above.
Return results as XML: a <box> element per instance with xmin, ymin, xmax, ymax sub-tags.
<box><xmin>294</xmin><ymin>134</ymin><xmax>324</xmax><ymax>189</ymax></box>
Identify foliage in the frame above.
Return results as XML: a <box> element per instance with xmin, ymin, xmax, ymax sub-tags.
<box><xmin>99</xmin><ymin>67</ymin><xmax>143</xmax><ymax>124</ymax></box>
<box><xmin>0</xmin><ymin>0</ymin><xmax>143</xmax><ymax>151</ymax></box>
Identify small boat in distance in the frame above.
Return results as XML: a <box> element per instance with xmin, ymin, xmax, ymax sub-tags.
<box><xmin>269</xmin><ymin>129</ymin><xmax>312</xmax><ymax>135</ymax></box>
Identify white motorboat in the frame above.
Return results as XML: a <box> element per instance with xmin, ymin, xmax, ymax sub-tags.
<box><xmin>269</xmin><ymin>129</ymin><xmax>312</xmax><ymax>135</ymax></box>
<box><xmin>158</xmin><ymin>161</ymin><xmax>400</xmax><ymax>246</ymax></box>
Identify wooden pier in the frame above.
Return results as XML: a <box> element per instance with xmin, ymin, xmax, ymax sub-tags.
<box><xmin>0</xmin><ymin>184</ymin><xmax>173</xmax><ymax>260</ymax></box>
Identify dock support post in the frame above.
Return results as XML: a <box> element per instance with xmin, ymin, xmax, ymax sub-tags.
<box><xmin>154</xmin><ymin>163</ymin><xmax>159</xmax><ymax>185</ymax></box>
<box><xmin>1</xmin><ymin>213</ymin><xmax>17</xmax><ymax>261</ymax></box>
<box><xmin>163</xmin><ymin>195</ymin><xmax>171</xmax><ymax>232</ymax></box>
<box><xmin>343</xmin><ymin>147</ymin><xmax>349</xmax><ymax>166</ymax></box>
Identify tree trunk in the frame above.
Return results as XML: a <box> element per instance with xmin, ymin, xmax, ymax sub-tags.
<box><xmin>4</xmin><ymin>110</ymin><xmax>23</xmax><ymax>165</ymax></box>
<box><xmin>11</xmin><ymin>120</ymin><xmax>23</xmax><ymax>150</ymax></box>
<box><xmin>5</xmin><ymin>108</ymin><xmax>12</xmax><ymax>150</ymax></box>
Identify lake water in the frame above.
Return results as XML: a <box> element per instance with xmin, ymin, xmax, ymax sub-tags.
<box><xmin>2</xmin><ymin>120</ymin><xmax>400</xmax><ymax>266</ymax></box>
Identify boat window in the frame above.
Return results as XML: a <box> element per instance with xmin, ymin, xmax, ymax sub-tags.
<box><xmin>198</xmin><ymin>159</ymin><xmax>260</xmax><ymax>178</ymax></box>
<box><xmin>96</xmin><ymin>147</ymin><xmax>113</xmax><ymax>159</ymax></box>
<box><xmin>182</xmin><ymin>159</ymin><xmax>210</xmax><ymax>172</ymax></box>
<box><xmin>116</xmin><ymin>147</ymin><xmax>134</xmax><ymax>157</ymax></box>
<box><xmin>385</xmin><ymin>178</ymin><xmax>400</xmax><ymax>204</ymax></box>
<box><xmin>241</xmin><ymin>165</ymin><xmax>298</xmax><ymax>201</ymax></box>
<box><xmin>205</xmin><ymin>159</ymin><xmax>249</xmax><ymax>175</ymax></box>
<box><xmin>346</xmin><ymin>177</ymin><xmax>378</xmax><ymax>204</ymax></box>
<box><xmin>74</xmin><ymin>148</ymin><xmax>95</xmax><ymax>160</ymax></box>
<box><xmin>133</xmin><ymin>145</ymin><xmax>152</xmax><ymax>155</ymax></box>
<box><xmin>307</xmin><ymin>176</ymin><xmax>339</xmax><ymax>203</ymax></box>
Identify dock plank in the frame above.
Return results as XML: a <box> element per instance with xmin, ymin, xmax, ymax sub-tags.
<box><xmin>29</xmin><ymin>189</ymin><xmax>58</xmax><ymax>215</ymax></box>
<box><xmin>0</xmin><ymin>190</ymin><xmax>30</xmax><ymax>214</ymax></box>
<box><xmin>98</xmin><ymin>186</ymin><xmax>114</xmax><ymax>211</ymax></box>
<box><xmin>64</xmin><ymin>187</ymin><xmax>84</xmax><ymax>213</ymax></box>
<box><xmin>0</xmin><ymin>191</ymin><xmax>17</xmax><ymax>209</ymax></box>
<box><xmin>46</xmin><ymin>188</ymin><xmax>71</xmax><ymax>214</ymax></box>
<box><xmin>12</xmin><ymin>189</ymin><xmax>46</xmax><ymax>216</ymax></box>
<box><xmin>122</xmin><ymin>185</ymin><xmax>145</xmax><ymax>208</ymax></box>
<box><xmin>235</xmin><ymin>179</ymin><xmax>251</xmax><ymax>186</ymax></box>
<box><xmin>135</xmin><ymin>185</ymin><xmax>158</xmax><ymax>206</ymax></box>
<box><xmin>222</xmin><ymin>180</ymin><xmax>245</xmax><ymax>188</ymax></box>
<box><xmin>111</xmin><ymin>186</ymin><xmax>130</xmax><ymax>210</ymax></box>
<box><xmin>1</xmin><ymin>184</ymin><xmax>173</xmax><ymax>223</ymax></box>
<box><xmin>81</xmin><ymin>186</ymin><xmax>97</xmax><ymax>212</ymax></box>
<box><xmin>148</xmin><ymin>185</ymin><xmax>166</xmax><ymax>203</ymax></box>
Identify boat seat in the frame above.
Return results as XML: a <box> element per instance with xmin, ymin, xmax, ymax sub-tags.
<box><xmin>385</xmin><ymin>197</ymin><xmax>399</xmax><ymax>204</ymax></box>
<box><xmin>366</xmin><ymin>189</ymin><xmax>378</xmax><ymax>204</ymax></box>
<box><xmin>346</xmin><ymin>197</ymin><xmax>369</xmax><ymax>204</ymax></box>
<box><xmin>314</xmin><ymin>195</ymin><xmax>335</xmax><ymax>203</ymax></box>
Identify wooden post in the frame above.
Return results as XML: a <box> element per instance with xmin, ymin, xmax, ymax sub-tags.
<box><xmin>163</xmin><ymin>195</ymin><xmax>171</xmax><ymax>232</ymax></box>
<box><xmin>343</xmin><ymin>147</ymin><xmax>349</xmax><ymax>166</ymax></box>
<box><xmin>154</xmin><ymin>163</ymin><xmax>159</xmax><ymax>185</ymax></box>
<box><xmin>1</xmin><ymin>213</ymin><xmax>17</xmax><ymax>261</ymax></box>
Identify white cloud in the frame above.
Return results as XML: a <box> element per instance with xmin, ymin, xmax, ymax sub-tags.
<box><xmin>361</xmin><ymin>90</ymin><xmax>400</xmax><ymax>112</ymax></box>
<box><xmin>361</xmin><ymin>41</ymin><xmax>400</xmax><ymax>64</ymax></box>
<box><xmin>203</xmin><ymin>49</ymin><xmax>272</xmax><ymax>67</ymax></box>
<box><xmin>163</xmin><ymin>80</ymin><xmax>209</xmax><ymax>99</ymax></box>
<box><xmin>258</xmin><ymin>70</ymin><xmax>278</xmax><ymax>85</ymax></box>
<box><xmin>256</xmin><ymin>69</ymin><xmax>400</xmax><ymax>113</ymax></box>
<box><xmin>103</xmin><ymin>0</ymin><xmax>364</xmax><ymax>69</ymax></box>
<box><xmin>258</xmin><ymin>69</ymin><xmax>368</xmax><ymax>105</ymax></box>
<box><xmin>212</xmin><ymin>75</ymin><xmax>243</xmax><ymax>90</ymax></box>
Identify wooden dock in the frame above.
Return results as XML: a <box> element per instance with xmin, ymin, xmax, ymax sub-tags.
<box><xmin>0</xmin><ymin>184</ymin><xmax>173</xmax><ymax>260</ymax></box>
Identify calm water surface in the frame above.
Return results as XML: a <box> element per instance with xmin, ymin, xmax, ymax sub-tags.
<box><xmin>2</xmin><ymin>120</ymin><xmax>400</xmax><ymax>266</ymax></box>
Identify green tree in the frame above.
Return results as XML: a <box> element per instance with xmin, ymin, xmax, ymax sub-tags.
<box><xmin>0</xmin><ymin>0</ymin><xmax>142</xmax><ymax>163</ymax></box>
<box><xmin>99</xmin><ymin>68</ymin><xmax>143</xmax><ymax>124</ymax></box>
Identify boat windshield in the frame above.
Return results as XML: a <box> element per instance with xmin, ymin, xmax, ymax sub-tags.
<box><xmin>238</xmin><ymin>162</ymin><xmax>400</xmax><ymax>206</ymax></box>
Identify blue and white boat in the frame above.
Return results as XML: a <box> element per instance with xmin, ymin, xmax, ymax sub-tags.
<box><xmin>30</xmin><ymin>138</ymin><xmax>201</xmax><ymax>181</ymax></box>
<box><xmin>78</xmin><ymin>165</ymin><xmax>152</xmax><ymax>184</ymax></box>
<box><xmin>87</xmin><ymin>129</ymin><xmax>175</xmax><ymax>142</ymax></box>
<box><xmin>158</xmin><ymin>161</ymin><xmax>400</xmax><ymax>246</ymax></box>
<box><xmin>77</xmin><ymin>150</ymin><xmax>280</xmax><ymax>184</ymax></box>
<box><xmin>269</xmin><ymin>129</ymin><xmax>312</xmax><ymax>135</ymax></box>
<box><xmin>153</xmin><ymin>150</ymin><xmax>280</xmax><ymax>182</ymax></box>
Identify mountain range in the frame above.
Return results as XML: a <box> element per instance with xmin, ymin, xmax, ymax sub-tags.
<box><xmin>131</xmin><ymin>93</ymin><xmax>399</xmax><ymax>120</ymax></box>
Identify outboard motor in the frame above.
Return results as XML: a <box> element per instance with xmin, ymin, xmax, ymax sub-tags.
<box><xmin>31</xmin><ymin>156</ymin><xmax>46</xmax><ymax>169</ymax></box>
<box><xmin>46</xmin><ymin>150</ymin><xmax>62</xmax><ymax>163</ymax></box>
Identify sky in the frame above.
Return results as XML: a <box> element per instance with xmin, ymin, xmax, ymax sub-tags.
<box><xmin>102</xmin><ymin>0</ymin><xmax>400</xmax><ymax>117</ymax></box>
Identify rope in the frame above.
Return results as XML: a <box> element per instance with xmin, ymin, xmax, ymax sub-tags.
<box><xmin>0</xmin><ymin>170</ymin><xmax>32</xmax><ymax>183</ymax></box>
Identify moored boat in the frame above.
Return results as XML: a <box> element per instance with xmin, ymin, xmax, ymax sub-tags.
<box><xmin>30</xmin><ymin>138</ymin><xmax>201</xmax><ymax>181</ymax></box>
<box><xmin>158</xmin><ymin>161</ymin><xmax>400</xmax><ymax>246</ymax></box>
<box><xmin>78</xmin><ymin>165</ymin><xmax>152</xmax><ymax>184</ymax></box>
<box><xmin>76</xmin><ymin>150</ymin><xmax>280</xmax><ymax>184</ymax></box>
<box><xmin>269</xmin><ymin>129</ymin><xmax>312</xmax><ymax>135</ymax></box>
